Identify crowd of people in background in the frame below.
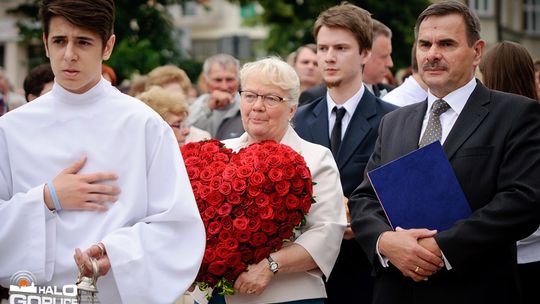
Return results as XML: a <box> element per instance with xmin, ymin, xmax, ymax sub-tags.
<box><xmin>1</xmin><ymin>0</ymin><xmax>540</xmax><ymax>304</ymax></box>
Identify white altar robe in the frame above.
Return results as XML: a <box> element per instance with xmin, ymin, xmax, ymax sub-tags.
<box><xmin>0</xmin><ymin>78</ymin><xmax>205</xmax><ymax>303</ymax></box>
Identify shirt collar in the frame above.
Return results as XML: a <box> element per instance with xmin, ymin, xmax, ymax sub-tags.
<box><xmin>325</xmin><ymin>84</ymin><xmax>365</xmax><ymax>117</ymax></box>
<box><xmin>427</xmin><ymin>78</ymin><xmax>477</xmax><ymax>116</ymax></box>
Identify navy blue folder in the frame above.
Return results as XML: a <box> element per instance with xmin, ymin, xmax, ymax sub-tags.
<box><xmin>367</xmin><ymin>141</ymin><xmax>471</xmax><ymax>231</ymax></box>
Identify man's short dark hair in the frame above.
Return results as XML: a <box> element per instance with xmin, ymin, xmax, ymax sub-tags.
<box><xmin>23</xmin><ymin>63</ymin><xmax>55</xmax><ymax>101</ymax></box>
<box><xmin>314</xmin><ymin>2</ymin><xmax>373</xmax><ymax>54</ymax></box>
<box><xmin>414</xmin><ymin>0</ymin><xmax>481</xmax><ymax>47</ymax></box>
<box><xmin>40</xmin><ymin>0</ymin><xmax>115</xmax><ymax>47</ymax></box>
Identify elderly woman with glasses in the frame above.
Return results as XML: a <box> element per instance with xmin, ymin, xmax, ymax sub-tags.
<box><xmin>192</xmin><ymin>57</ymin><xmax>346</xmax><ymax>304</ymax></box>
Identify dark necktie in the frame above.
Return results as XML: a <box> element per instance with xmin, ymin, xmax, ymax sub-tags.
<box><xmin>330</xmin><ymin>106</ymin><xmax>347</xmax><ymax>157</ymax></box>
<box><xmin>419</xmin><ymin>99</ymin><xmax>450</xmax><ymax>147</ymax></box>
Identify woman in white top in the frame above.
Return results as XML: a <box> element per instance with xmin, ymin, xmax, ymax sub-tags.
<box><xmin>192</xmin><ymin>57</ymin><xmax>346</xmax><ymax>304</ymax></box>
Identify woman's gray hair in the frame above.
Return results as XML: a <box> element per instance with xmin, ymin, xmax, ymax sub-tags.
<box><xmin>240</xmin><ymin>56</ymin><xmax>300</xmax><ymax>107</ymax></box>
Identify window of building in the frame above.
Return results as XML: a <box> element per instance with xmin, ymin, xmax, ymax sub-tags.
<box><xmin>524</xmin><ymin>0</ymin><xmax>540</xmax><ymax>34</ymax></box>
<box><xmin>469</xmin><ymin>0</ymin><xmax>494</xmax><ymax>17</ymax></box>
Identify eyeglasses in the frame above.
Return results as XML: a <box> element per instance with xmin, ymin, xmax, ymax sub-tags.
<box><xmin>239</xmin><ymin>90</ymin><xmax>288</xmax><ymax>107</ymax></box>
<box><xmin>169</xmin><ymin>121</ymin><xmax>189</xmax><ymax>131</ymax></box>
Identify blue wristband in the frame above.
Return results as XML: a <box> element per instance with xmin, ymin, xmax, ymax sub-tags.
<box><xmin>48</xmin><ymin>182</ymin><xmax>62</xmax><ymax>211</ymax></box>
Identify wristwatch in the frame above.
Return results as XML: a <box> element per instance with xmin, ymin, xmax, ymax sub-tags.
<box><xmin>267</xmin><ymin>255</ymin><xmax>279</xmax><ymax>274</ymax></box>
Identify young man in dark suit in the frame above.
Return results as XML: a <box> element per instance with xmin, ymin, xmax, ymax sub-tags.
<box><xmin>294</xmin><ymin>3</ymin><xmax>396</xmax><ymax>303</ymax></box>
<box><xmin>349</xmin><ymin>1</ymin><xmax>540</xmax><ymax>303</ymax></box>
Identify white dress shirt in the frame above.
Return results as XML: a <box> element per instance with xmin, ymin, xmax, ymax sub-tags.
<box><xmin>325</xmin><ymin>85</ymin><xmax>365</xmax><ymax>140</ymax></box>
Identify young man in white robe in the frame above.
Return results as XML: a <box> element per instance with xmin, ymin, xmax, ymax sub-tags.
<box><xmin>0</xmin><ymin>0</ymin><xmax>205</xmax><ymax>303</ymax></box>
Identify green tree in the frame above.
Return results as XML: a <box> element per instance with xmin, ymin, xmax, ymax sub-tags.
<box><xmin>7</xmin><ymin>0</ymin><xmax>197</xmax><ymax>83</ymax></box>
<box><xmin>233</xmin><ymin>0</ymin><xmax>430</xmax><ymax>70</ymax></box>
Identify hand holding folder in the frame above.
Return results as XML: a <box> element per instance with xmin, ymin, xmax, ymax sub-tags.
<box><xmin>367</xmin><ymin>141</ymin><xmax>471</xmax><ymax>231</ymax></box>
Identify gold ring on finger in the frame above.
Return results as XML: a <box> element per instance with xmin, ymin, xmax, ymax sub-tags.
<box><xmin>414</xmin><ymin>266</ymin><xmax>420</xmax><ymax>273</ymax></box>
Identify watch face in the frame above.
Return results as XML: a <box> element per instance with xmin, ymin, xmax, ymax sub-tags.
<box><xmin>270</xmin><ymin>262</ymin><xmax>278</xmax><ymax>272</ymax></box>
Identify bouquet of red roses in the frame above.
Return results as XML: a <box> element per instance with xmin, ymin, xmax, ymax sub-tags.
<box><xmin>181</xmin><ymin>139</ymin><xmax>314</xmax><ymax>298</ymax></box>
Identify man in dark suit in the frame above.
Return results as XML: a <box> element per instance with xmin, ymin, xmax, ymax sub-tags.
<box><xmin>349</xmin><ymin>2</ymin><xmax>540</xmax><ymax>304</ymax></box>
<box><xmin>294</xmin><ymin>3</ymin><xmax>396</xmax><ymax>304</ymax></box>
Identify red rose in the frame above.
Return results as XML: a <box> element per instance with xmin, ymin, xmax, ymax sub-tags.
<box><xmin>274</xmin><ymin>206</ymin><xmax>288</xmax><ymax>222</ymax></box>
<box><xmin>275</xmin><ymin>180</ymin><xmax>291</xmax><ymax>196</ymax></box>
<box><xmin>210</xmin><ymin>176</ymin><xmax>223</xmax><ymax>190</ymax></box>
<box><xmin>248</xmin><ymin>172</ymin><xmax>266</xmax><ymax>187</ymax></box>
<box><xmin>290</xmin><ymin>177</ymin><xmax>304</xmax><ymax>194</ymax></box>
<box><xmin>287</xmin><ymin>211</ymin><xmax>303</xmax><ymax>226</ymax></box>
<box><xmin>268</xmin><ymin>167</ymin><xmax>284</xmax><ymax>182</ymax></box>
<box><xmin>269</xmin><ymin>193</ymin><xmax>283</xmax><ymax>207</ymax></box>
<box><xmin>217</xmin><ymin>203</ymin><xmax>233</xmax><ymax>216</ymax></box>
<box><xmin>296</xmin><ymin>165</ymin><xmax>311</xmax><ymax>179</ymax></box>
<box><xmin>247</xmin><ymin>217</ymin><xmax>262</xmax><ymax>232</ymax></box>
<box><xmin>301</xmin><ymin>196</ymin><xmax>313</xmax><ymax>214</ymax></box>
<box><xmin>203</xmin><ymin>206</ymin><xmax>217</xmax><ymax>221</ymax></box>
<box><xmin>234</xmin><ymin>230</ymin><xmax>251</xmax><ymax>242</ymax></box>
<box><xmin>231</xmin><ymin>179</ymin><xmax>247</xmax><ymax>193</ymax></box>
<box><xmin>212</xmin><ymin>161</ymin><xmax>227</xmax><ymax>174</ymax></box>
<box><xmin>208</xmin><ymin>221</ymin><xmax>222</xmax><ymax>235</ymax></box>
<box><xmin>224</xmin><ymin>252</ymin><xmax>242</xmax><ymax>267</ymax></box>
<box><xmin>236</xmin><ymin>165</ymin><xmax>254</xmax><ymax>178</ymax></box>
<box><xmin>202</xmin><ymin>248</ymin><xmax>217</xmax><ymax>263</ymax></box>
<box><xmin>207</xmin><ymin>191</ymin><xmax>224</xmax><ymax>206</ymax></box>
<box><xmin>247</xmin><ymin>186</ymin><xmax>262</xmax><ymax>198</ymax></box>
<box><xmin>228</xmin><ymin>192</ymin><xmax>241</xmax><ymax>205</ymax></box>
<box><xmin>187</xmin><ymin>166</ymin><xmax>200</xmax><ymax>180</ymax></box>
<box><xmin>218</xmin><ymin>181</ymin><xmax>232</xmax><ymax>196</ymax></box>
<box><xmin>216</xmin><ymin>244</ymin><xmax>232</xmax><ymax>258</ymax></box>
<box><xmin>198</xmin><ymin>184</ymin><xmax>212</xmax><ymax>199</ymax></box>
<box><xmin>224</xmin><ymin>238</ymin><xmax>239</xmax><ymax>250</ymax></box>
<box><xmin>208</xmin><ymin>261</ymin><xmax>227</xmax><ymax>276</ymax></box>
<box><xmin>214</xmin><ymin>152</ymin><xmax>230</xmax><ymax>162</ymax></box>
<box><xmin>232</xmin><ymin>206</ymin><xmax>245</xmax><ymax>218</ymax></box>
<box><xmin>218</xmin><ymin>230</ymin><xmax>232</xmax><ymax>241</ymax></box>
<box><xmin>245</xmin><ymin>205</ymin><xmax>258</xmax><ymax>218</ymax></box>
<box><xmin>285</xmin><ymin>193</ymin><xmax>300</xmax><ymax>210</ymax></box>
<box><xmin>201</xmin><ymin>142</ymin><xmax>220</xmax><ymax>154</ymax></box>
<box><xmin>261</xmin><ymin>221</ymin><xmax>278</xmax><ymax>235</ymax></box>
<box><xmin>200</xmin><ymin>167</ymin><xmax>215</xmax><ymax>182</ymax></box>
<box><xmin>221</xmin><ymin>216</ymin><xmax>233</xmax><ymax>231</ymax></box>
<box><xmin>282</xmin><ymin>151</ymin><xmax>296</xmax><ymax>164</ymax></box>
<box><xmin>282</xmin><ymin>164</ymin><xmax>296</xmax><ymax>179</ymax></box>
<box><xmin>266</xmin><ymin>154</ymin><xmax>282</xmax><ymax>167</ymax></box>
<box><xmin>184</xmin><ymin>156</ymin><xmax>201</xmax><ymax>167</ymax></box>
<box><xmin>233</xmin><ymin>217</ymin><xmax>249</xmax><ymax>230</ymax></box>
<box><xmin>222</xmin><ymin>166</ymin><xmax>236</xmax><ymax>181</ymax></box>
<box><xmin>255</xmin><ymin>193</ymin><xmax>270</xmax><ymax>207</ymax></box>
<box><xmin>259</xmin><ymin>205</ymin><xmax>274</xmax><ymax>220</ymax></box>
<box><xmin>250</xmin><ymin>231</ymin><xmax>267</xmax><ymax>247</ymax></box>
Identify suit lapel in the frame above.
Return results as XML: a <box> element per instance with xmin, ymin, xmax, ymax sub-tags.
<box><xmin>402</xmin><ymin>101</ymin><xmax>428</xmax><ymax>154</ymax></box>
<box><xmin>337</xmin><ymin>92</ymin><xmax>377</xmax><ymax>168</ymax></box>
<box><xmin>306</xmin><ymin>97</ymin><xmax>331</xmax><ymax>148</ymax></box>
<box><xmin>443</xmin><ymin>81</ymin><xmax>490</xmax><ymax>159</ymax></box>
